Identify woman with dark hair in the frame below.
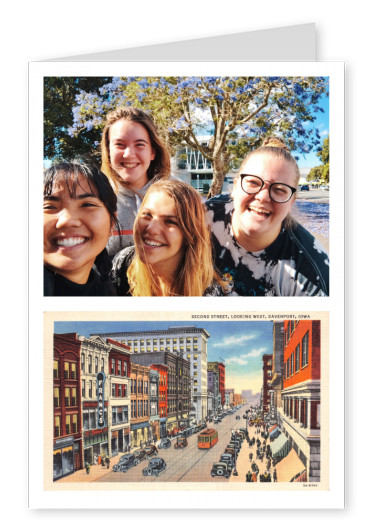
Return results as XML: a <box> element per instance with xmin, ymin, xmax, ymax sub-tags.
<box><xmin>111</xmin><ymin>180</ymin><xmax>225</xmax><ymax>296</ymax></box>
<box><xmin>43</xmin><ymin>158</ymin><xmax>118</xmax><ymax>296</ymax></box>
<box><xmin>101</xmin><ymin>106</ymin><xmax>171</xmax><ymax>257</ymax></box>
<box><xmin>206</xmin><ymin>137</ymin><xmax>329</xmax><ymax>296</ymax></box>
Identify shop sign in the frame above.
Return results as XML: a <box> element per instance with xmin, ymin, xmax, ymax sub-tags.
<box><xmin>97</xmin><ymin>372</ymin><xmax>106</xmax><ymax>428</ymax></box>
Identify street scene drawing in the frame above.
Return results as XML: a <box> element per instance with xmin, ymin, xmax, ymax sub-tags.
<box><xmin>48</xmin><ymin>314</ymin><xmax>327</xmax><ymax>488</ymax></box>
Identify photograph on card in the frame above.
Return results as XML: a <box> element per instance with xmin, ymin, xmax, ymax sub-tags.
<box><xmin>45</xmin><ymin>311</ymin><xmax>328</xmax><ymax>491</ymax></box>
<box><xmin>43</xmin><ymin>75</ymin><xmax>330</xmax><ymax>297</ymax></box>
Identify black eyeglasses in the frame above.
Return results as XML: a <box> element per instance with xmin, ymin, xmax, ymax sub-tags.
<box><xmin>240</xmin><ymin>174</ymin><xmax>296</xmax><ymax>203</ymax></box>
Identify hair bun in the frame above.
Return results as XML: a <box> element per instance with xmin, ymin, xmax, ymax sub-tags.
<box><xmin>262</xmin><ymin>137</ymin><xmax>290</xmax><ymax>151</ymax></box>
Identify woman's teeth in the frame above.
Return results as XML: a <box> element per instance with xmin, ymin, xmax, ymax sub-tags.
<box><xmin>55</xmin><ymin>237</ymin><xmax>86</xmax><ymax>247</ymax></box>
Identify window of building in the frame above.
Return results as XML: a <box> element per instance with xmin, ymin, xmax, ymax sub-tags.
<box><xmin>53</xmin><ymin>360</ymin><xmax>59</xmax><ymax>379</ymax></box>
<box><xmin>65</xmin><ymin>388</ymin><xmax>70</xmax><ymax>407</ymax></box>
<box><xmin>81</xmin><ymin>354</ymin><xmax>85</xmax><ymax>372</ymax></box>
<box><xmin>65</xmin><ymin>414</ymin><xmax>71</xmax><ymax>435</ymax></box>
<box><xmin>54</xmin><ymin>387</ymin><xmax>59</xmax><ymax>407</ymax></box>
<box><xmin>71</xmin><ymin>388</ymin><xmax>77</xmax><ymax>406</ymax></box>
<box><xmin>101</xmin><ymin>358</ymin><xmax>105</xmax><ymax>372</ymax></box>
<box><xmin>81</xmin><ymin>380</ymin><xmax>85</xmax><ymax>398</ymax></box>
<box><xmin>54</xmin><ymin>416</ymin><xmax>60</xmax><ymax>438</ymax></box>
<box><xmin>64</xmin><ymin>362</ymin><xmax>69</xmax><ymax>379</ymax></box>
<box><xmin>112</xmin><ymin>383</ymin><xmax>116</xmax><ymax>397</ymax></box>
<box><xmin>88</xmin><ymin>356</ymin><xmax>92</xmax><ymax>374</ymax></box>
<box><xmin>302</xmin><ymin>331</ymin><xmax>309</xmax><ymax>367</ymax></box>
<box><xmin>72</xmin><ymin>414</ymin><xmax>77</xmax><ymax>434</ymax></box>
<box><xmin>295</xmin><ymin>344</ymin><xmax>300</xmax><ymax>372</ymax></box>
<box><xmin>88</xmin><ymin>381</ymin><xmax>92</xmax><ymax>398</ymax></box>
<box><xmin>95</xmin><ymin>357</ymin><xmax>98</xmax><ymax>374</ymax></box>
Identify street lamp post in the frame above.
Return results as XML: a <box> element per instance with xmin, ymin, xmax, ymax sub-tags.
<box><xmin>232</xmin><ymin>429</ymin><xmax>238</xmax><ymax>476</ymax></box>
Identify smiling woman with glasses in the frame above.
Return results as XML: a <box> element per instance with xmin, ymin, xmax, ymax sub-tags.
<box><xmin>206</xmin><ymin>137</ymin><xmax>329</xmax><ymax>296</ymax></box>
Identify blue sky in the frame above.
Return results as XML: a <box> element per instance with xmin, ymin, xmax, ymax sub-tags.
<box><xmin>54</xmin><ymin>320</ymin><xmax>274</xmax><ymax>395</ymax></box>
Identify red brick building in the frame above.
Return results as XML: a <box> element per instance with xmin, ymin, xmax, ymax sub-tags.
<box><xmin>151</xmin><ymin>363</ymin><xmax>168</xmax><ymax>438</ymax></box>
<box><xmin>280</xmin><ymin>320</ymin><xmax>321</xmax><ymax>482</ymax></box>
<box><xmin>53</xmin><ymin>333</ymin><xmax>82</xmax><ymax>480</ymax></box>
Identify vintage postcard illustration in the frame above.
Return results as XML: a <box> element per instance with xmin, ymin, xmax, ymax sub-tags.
<box><xmin>44</xmin><ymin>311</ymin><xmax>328</xmax><ymax>493</ymax></box>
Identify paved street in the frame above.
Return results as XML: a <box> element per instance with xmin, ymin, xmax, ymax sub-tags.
<box><xmin>58</xmin><ymin>405</ymin><xmax>262</xmax><ymax>484</ymax></box>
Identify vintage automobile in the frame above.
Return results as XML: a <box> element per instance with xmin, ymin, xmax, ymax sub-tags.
<box><xmin>224</xmin><ymin>447</ymin><xmax>236</xmax><ymax>457</ymax></box>
<box><xmin>211</xmin><ymin>462</ymin><xmax>231</xmax><ymax>478</ymax></box>
<box><xmin>174</xmin><ymin>437</ymin><xmax>188</xmax><ymax>449</ymax></box>
<box><xmin>133</xmin><ymin>450</ymin><xmax>147</xmax><ymax>463</ymax></box>
<box><xmin>220</xmin><ymin>453</ymin><xmax>234</xmax><ymax>471</ymax></box>
<box><xmin>158</xmin><ymin>438</ymin><xmax>172</xmax><ymax>449</ymax></box>
<box><xmin>142</xmin><ymin>457</ymin><xmax>167</xmax><ymax>477</ymax></box>
<box><xmin>112</xmin><ymin>454</ymin><xmax>137</xmax><ymax>472</ymax></box>
<box><xmin>144</xmin><ymin>445</ymin><xmax>158</xmax><ymax>458</ymax></box>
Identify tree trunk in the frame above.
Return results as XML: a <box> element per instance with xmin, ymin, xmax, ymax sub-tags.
<box><xmin>207</xmin><ymin>151</ymin><xmax>229</xmax><ymax>199</ymax></box>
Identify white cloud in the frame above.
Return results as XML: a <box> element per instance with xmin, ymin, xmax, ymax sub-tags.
<box><xmin>226</xmin><ymin>347</ymin><xmax>265</xmax><ymax>366</ymax></box>
<box><xmin>212</xmin><ymin>333</ymin><xmax>258</xmax><ymax>348</ymax></box>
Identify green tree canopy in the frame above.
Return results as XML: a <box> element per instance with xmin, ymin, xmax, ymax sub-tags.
<box><xmin>45</xmin><ymin>76</ymin><xmax>328</xmax><ymax>197</ymax></box>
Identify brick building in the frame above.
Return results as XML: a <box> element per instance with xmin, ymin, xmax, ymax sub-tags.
<box><xmin>280</xmin><ymin>320</ymin><xmax>321</xmax><ymax>482</ymax></box>
<box><xmin>53</xmin><ymin>333</ymin><xmax>82</xmax><ymax>480</ymax></box>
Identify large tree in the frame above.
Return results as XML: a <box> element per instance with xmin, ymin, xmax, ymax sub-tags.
<box><xmin>48</xmin><ymin>76</ymin><xmax>328</xmax><ymax>197</ymax></box>
<box><xmin>307</xmin><ymin>136</ymin><xmax>329</xmax><ymax>183</ymax></box>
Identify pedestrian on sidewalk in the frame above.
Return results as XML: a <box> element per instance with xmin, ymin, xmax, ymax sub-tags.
<box><xmin>101</xmin><ymin>456</ymin><xmax>106</xmax><ymax>467</ymax></box>
<box><xmin>85</xmin><ymin>462</ymin><xmax>90</xmax><ymax>475</ymax></box>
<box><xmin>106</xmin><ymin>456</ymin><xmax>110</xmax><ymax>469</ymax></box>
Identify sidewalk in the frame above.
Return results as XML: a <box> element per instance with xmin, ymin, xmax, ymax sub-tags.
<box><xmin>58</xmin><ymin>442</ymin><xmax>153</xmax><ymax>483</ymax></box>
<box><xmin>229</xmin><ymin>424</ymin><xmax>276</xmax><ymax>483</ymax></box>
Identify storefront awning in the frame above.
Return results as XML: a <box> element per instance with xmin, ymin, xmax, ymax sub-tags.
<box><xmin>271</xmin><ymin>433</ymin><xmax>290</xmax><ymax>458</ymax></box>
<box><xmin>268</xmin><ymin>424</ymin><xmax>278</xmax><ymax>434</ymax></box>
<box><xmin>270</xmin><ymin>427</ymin><xmax>280</xmax><ymax>438</ymax></box>
<box><xmin>275</xmin><ymin>448</ymin><xmax>306</xmax><ymax>482</ymax></box>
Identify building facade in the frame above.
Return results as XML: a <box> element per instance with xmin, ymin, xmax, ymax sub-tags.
<box><xmin>53</xmin><ymin>333</ymin><xmax>82</xmax><ymax>480</ymax></box>
<box><xmin>132</xmin><ymin>351</ymin><xmax>190</xmax><ymax>435</ymax></box>
<box><xmin>280</xmin><ymin>320</ymin><xmax>321</xmax><ymax>482</ymax></box>
<box><xmin>107</xmin><ymin>339</ymin><xmax>131</xmax><ymax>456</ymax></box>
<box><xmin>207</xmin><ymin>370</ymin><xmax>220</xmax><ymax>415</ymax></box>
<box><xmin>151</xmin><ymin>363</ymin><xmax>168</xmax><ymax>438</ymax></box>
<box><xmin>208</xmin><ymin>362</ymin><xmax>226</xmax><ymax>408</ymax></box>
<box><xmin>130</xmin><ymin>362</ymin><xmax>150</xmax><ymax>448</ymax></box>
<box><xmin>79</xmin><ymin>335</ymin><xmax>111</xmax><ymax>465</ymax></box>
<box><xmin>95</xmin><ymin>326</ymin><xmax>209</xmax><ymax>422</ymax></box>
<box><xmin>149</xmin><ymin>369</ymin><xmax>160</xmax><ymax>441</ymax></box>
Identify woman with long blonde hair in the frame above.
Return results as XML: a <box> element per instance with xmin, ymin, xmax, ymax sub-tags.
<box><xmin>111</xmin><ymin>180</ymin><xmax>225</xmax><ymax>296</ymax></box>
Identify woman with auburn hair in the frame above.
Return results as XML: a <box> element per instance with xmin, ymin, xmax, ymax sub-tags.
<box><xmin>206</xmin><ymin>137</ymin><xmax>329</xmax><ymax>296</ymax></box>
<box><xmin>111</xmin><ymin>180</ymin><xmax>225</xmax><ymax>296</ymax></box>
<box><xmin>101</xmin><ymin>106</ymin><xmax>171</xmax><ymax>257</ymax></box>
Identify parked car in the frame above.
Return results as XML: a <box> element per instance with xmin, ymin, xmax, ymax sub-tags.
<box><xmin>224</xmin><ymin>447</ymin><xmax>236</xmax><ymax>457</ymax></box>
<box><xmin>300</xmin><ymin>184</ymin><xmax>309</xmax><ymax>191</ymax></box>
<box><xmin>174</xmin><ymin>437</ymin><xmax>188</xmax><ymax>449</ymax></box>
<box><xmin>211</xmin><ymin>462</ymin><xmax>231</xmax><ymax>478</ymax></box>
<box><xmin>112</xmin><ymin>454</ymin><xmax>137</xmax><ymax>472</ymax></box>
<box><xmin>142</xmin><ymin>457</ymin><xmax>167</xmax><ymax>477</ymax></box>
<box><xmin>214</xmin><ymin>418</ymin><xmax>221</xmax><ymax>424</ymax></box>
<box><xmin>220</xmin><ymin>453</ymin><xmax>234</xmax><ymax>470</ymax></box>
<box><xmin>144</xmin><ymin>445</ymin><xmax>158</xmax><ymax>458</ymax></box>
<box><xmin>158</xmin><ymin>438</ymin><xmax>171</xmax><ymax>449</ymax></box>
<box><xmin>133</xmin><ymin>450</ymin><xmax>147</xmax><ymax>463</ymax></box>
<box><xmin>320</xmin><ymin>184</ymin><xmax>329</xmax><ymax>191</ymax></box>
